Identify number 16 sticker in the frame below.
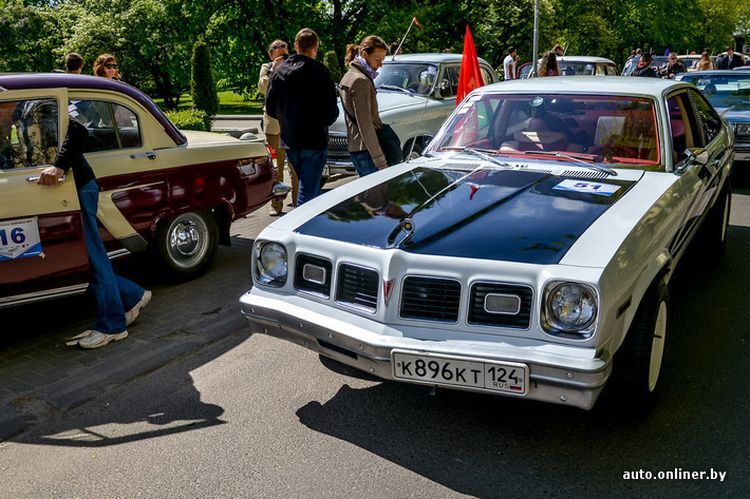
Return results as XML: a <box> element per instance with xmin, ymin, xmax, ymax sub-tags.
<box><xmin>0</xmin><ymin>217</ymin><xmax>43</xmax><ymax>260</ymax></box>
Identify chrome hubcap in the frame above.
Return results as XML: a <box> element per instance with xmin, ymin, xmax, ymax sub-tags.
<box><xmin>648</xmin><ymin>301</ymin><xmax>668</xmax><ymax>392</ymax></box>
<box><xmin>167</xmin><ymin>214</ymin><xmax>208</xmax><ymax>269</ymax></box>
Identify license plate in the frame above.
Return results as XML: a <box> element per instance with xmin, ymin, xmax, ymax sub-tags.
<box><xmin>391</xmin><ymin>350</ymin><xmax>528</xmax><ymax>395</ymax></box>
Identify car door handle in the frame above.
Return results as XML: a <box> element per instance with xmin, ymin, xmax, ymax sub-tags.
<box><xmin>129</xmin><ymin>152</ymin><xmax>157</xmax><ymax>160</ymax></box>
<box><xmin>26</xmin><ymin>174</ymin><xmax>66</xmax><ymax>183</ymax></box>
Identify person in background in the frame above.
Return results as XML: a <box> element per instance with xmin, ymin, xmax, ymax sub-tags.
<box><xmin>553</xmin><ymin>44</ymin><xmax>564</xmax><ymax>57</ymax></box>
<box><xmin>696</xmin><ymin>50</ymin><xmax>714</xmax><ymax>71</ymax></box>
<box><xmin>340</xmin><ymin>35</ymin><xmax>390</xmax><ymax>177</ymax></box>
<box><xmin>631</xmin><ymin>53</ymin><xmax>658</xmax><ymax>77</ymax></box>
<box><xmin>265</xmin><ymin>28</ymin><xmax>339</xmax><ymax>205</ymax></box>
<box><xmin>65</xmin><ymin>53</ymin><xmax>84</xmax><ymax>74</ymax></box>
<box><xmin>37</xmin><ymin>118</ymin><xmax>151</xmax><ymax>349</ymax></box>
<box><xmin>93</xmin><ymin>54</ymin><xmax>120</xmax><ymax>80</ymax></box>
<box><xmin>538</xmin><ymin>51</ymin><xmax>559</xmax><ymax>76</ymax></box>
<box><xmin>662</xmin><ymin>53</ymin><xmax>687</xmax><ymax>79</ymax></box>
<box><xmin>726</xmin><ymin>47</ymin><xmax>745</xmax><ymax>70</ymax></box>
<box><xmin>389</xmin><ymin>42</ymin><xmax>402</xmax><ymax>56</ymax></box>
<box><xmin>258</xmin><ymin>39</ymin><xmax>297</xmax><ymax>215</ymax></box>
<box><xmin>503</xmin><ymin>47</ymin><xmax>518</xmax><ymax>80</ymax></box>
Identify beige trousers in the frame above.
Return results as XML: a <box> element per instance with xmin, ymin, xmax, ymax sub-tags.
<box><xmin>266</xmin><ymin>133</ymin><xmax>298</xmax><ymax>211</ymax></box>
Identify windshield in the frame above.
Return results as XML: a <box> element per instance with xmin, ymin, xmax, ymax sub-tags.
<box><xmin>430</xmin><ymin>93</ymin><xmax>661</xmax><ymax>168</ymax></box>
<box><xmin>621</xmin><ymin>56</ymin><xmax>668</xmax><ymax>75</ymax></box>
<box><xmin>374</xmin><ymin>63</ymin><xmax>438</xmax><ymax>96</ymax></box>
<box><xmin>681</xmin><ymin>74</ymin><xmax>750</xmax><ymax>111</ymax></box>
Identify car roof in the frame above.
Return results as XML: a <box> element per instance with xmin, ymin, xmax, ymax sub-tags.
<box><xmin>0</xmin><ymin>72</ymin><xmax>186</xmax><ymax>145</ymax></box>
<box><xmin>385</xmin><ymin>53</ymin><xmax>491</xmax><ymax>66</ymax></box>
<box><xmin>479</xmin><ymin>75</ymin><xmax>690</xmax><ymax>96</ymax></box>
<box><xmin>677</xmin><ymin>70</ymin><xmax>750</xmax><ymax>78</ymax></box>
<box><xmin>557</xmin><ymin>56</ymin><xmax>615</xmax><ymax>64</ymax></box>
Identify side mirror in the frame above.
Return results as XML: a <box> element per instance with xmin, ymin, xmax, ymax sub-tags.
<box><xmin>684</xmin><ymin>147</ymin><xmax>709</xmax><ymax>166</ymax></box>
<box><xmin>438</xmin><ymin>79</ymin><xmax>452</xmax><ymax>98</ymax></box>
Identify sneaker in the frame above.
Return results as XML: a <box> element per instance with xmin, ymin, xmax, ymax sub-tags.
<box><xmin>269</xmin><ymin>208</ymin><xmax>283</xmax><ymax>217</ymax></box>
<box><xmin>125</xmin><ymin>290</ymin><xmax>152</xmax><ymax>326</ymax></box>
<box><xmin>65</xmin><ymin>330</ymin><xmax>94</xmax><ymax>346</ymax></box>
<box><xmin>78</xmin><ymin>330</ymin><xmax>128</xmax><ymax>349</ymax></box>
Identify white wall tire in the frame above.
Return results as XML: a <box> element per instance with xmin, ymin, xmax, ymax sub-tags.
<box><xmin>156</xmin><ymin>211</ymin><xmax>218</xmax><ymax>279</ymax></box>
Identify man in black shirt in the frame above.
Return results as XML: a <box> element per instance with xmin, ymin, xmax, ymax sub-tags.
<box><xmin>266</xmin><ymin>28</ymin><xmax>339</xmax><ymax>205</ymax></box>
<box><xmin>38</xmin><ymin>118</ymin><xmax>151</xmax><ymax>349</ymax></box>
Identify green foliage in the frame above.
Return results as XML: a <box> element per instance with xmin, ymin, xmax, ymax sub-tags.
<box><xmin>164</xmin><ymin>109</ymin><xmax>210</xmax><ymax>131</ymax></box>
<box><xmin>191</xmin><ymin>40</ymin><xmax>219</xmax><ymax>119</ymax></box>
<box><xmin>323</xmin><ymin>50</ymin><xmax>343</xmax><ymax>83</ymax></box>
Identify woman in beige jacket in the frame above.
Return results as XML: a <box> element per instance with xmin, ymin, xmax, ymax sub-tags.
<box><xmin>339</xmin><ymin>35</ymin><xmax>389</xmax><ymax>177</ymax></box>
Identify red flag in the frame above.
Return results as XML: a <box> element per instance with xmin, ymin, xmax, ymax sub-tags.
<box><xmin>456</xmin><ymin>25</ymin><xmax>484</xmax><ymax>105</ymax></box>
<box><xmin>413</xmin><ymin>17</ymin><xmax>423</xmax><ymax>29</ymax></box>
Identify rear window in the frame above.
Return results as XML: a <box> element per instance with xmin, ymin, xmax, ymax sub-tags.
<box><xmin>0</xmin><ymin>98</ymin><xmax>58</xmax><ymax>169</ymax></box>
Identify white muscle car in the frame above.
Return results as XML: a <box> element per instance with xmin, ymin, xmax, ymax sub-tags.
<box><xmin>241</xmin><ymin>77</ymin><xmax>733</xmax><ymax>411</ymax></box>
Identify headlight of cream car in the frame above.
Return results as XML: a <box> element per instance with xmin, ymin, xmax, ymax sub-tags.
<box><xmin>543</xmin><ymin>282</ymin><xmax>598</xmax><ymax>337</ymax></box>
<box><xmin>255</xmin><ymin>241</ymin><xmax>288</xmax><ymax>287</ymax></box>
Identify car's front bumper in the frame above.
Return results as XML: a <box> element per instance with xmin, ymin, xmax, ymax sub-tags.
<box><xmin>240</xmin><ymin>291</ymin><xmax>612</xmax><ymax>410</ymax></box>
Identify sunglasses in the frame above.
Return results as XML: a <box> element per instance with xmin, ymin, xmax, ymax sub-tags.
<box><xmin>105</xmin><ymin>64</ymin><xmax>118</xmax><ymax>69</ymax></box>
<box><xmin>271</xmin><ymin>44</ymin><xmax>286</xmax><ymax>50</ymax></box>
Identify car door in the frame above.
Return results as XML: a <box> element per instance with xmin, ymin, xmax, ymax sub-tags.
<box><xmin>0</xmin><ymin>88</ymin><xmax>89</xmax><ymax>307</ymax></box>
<box><xmin>68</xmin><ymin>91</ymin><xmax>163</xmax><ymax>253</ymax></box>
<box><xmin>666</xmin><ymin>90</ymin><xmax>725</xmax><ymax>259</ymax></box>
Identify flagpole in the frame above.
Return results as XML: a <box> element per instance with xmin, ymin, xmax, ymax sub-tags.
<box><xmin>395</xmin><ymin>17</ymin><xmax>417</xmax><ymax>56</ymax></box>
<box><xmin>532</xmin><ymin>0</ymin><xmax>539</xmax><ymax>77</ymax></box>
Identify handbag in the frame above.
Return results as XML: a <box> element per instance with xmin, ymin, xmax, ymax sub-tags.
<box><xmin>375</xmin><ymin>124</ymin><xmax>403</xmax><ymax>166</ymax></box>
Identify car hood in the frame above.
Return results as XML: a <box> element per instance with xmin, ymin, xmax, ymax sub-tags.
<box><xmin>181</xmin><ymin>130</ymin><xmax>241</xmax><ymax>145</ymax></box>
<box><xmin>295</xmin><ymin>165</ymin><xmax>640</xmax><ymax>265</ymax></box>
<box><xmin>718</xmin><ymin>110</ymin><xmax>750</xmax><ymax>123</ymax></box>
<box><xmin>328</xmin><ymin>91</ymin><xmax>430</xmax><ymax>132</ymax></box>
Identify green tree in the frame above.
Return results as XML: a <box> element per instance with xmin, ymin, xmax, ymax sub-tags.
<box><xmin>323</xmin><ymin>50</ymin><xmax>343</xmax><ymax>83</ymax></box>
<box><xmin>191</xmin><ymin>40</ymin><xmax>219</xmax><ymax>121</ymax></box>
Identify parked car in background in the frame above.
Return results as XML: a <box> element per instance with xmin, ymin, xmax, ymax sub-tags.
<box><xmin>325</xmin><ymin>54</ymin><xmax>497</xmax><ymax>179</ymax></box>
<box><xmin>240</xmin><ymin>77</ymin><xmax>732</xmax><ymax>412</ymax></box>
<box><xmin>676</xmin><ymin>70</ymin><xmax>750</xmax><ymax>162</ymax></box>
<box><xmin>621</xmin><ymin>55</ymin><xmax>668</xmax><ymax>76</ymax></box>
<box><xmin>0</xmin><ymin>73</ymin><xmax>285</xmax><ymax>309</ymax></box>
<box><xmin>677</xmin><ymin>54</ymin><xmax>711</xmax><ymax>72</ymax></box>
<box><xmin>518</xmin><ymin>56</ymin><xmax>618</xmax><ymax>78</ymax></box>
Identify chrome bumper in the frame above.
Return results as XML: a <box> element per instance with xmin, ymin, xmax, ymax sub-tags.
<box><xmin>240</xmin><ymin>292</ymin><xmax>611</xmax><ymax>410</ymax></box>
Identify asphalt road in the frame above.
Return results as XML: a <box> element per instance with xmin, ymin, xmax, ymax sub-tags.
<box><xmin>2</xmin><ymin>171</ymin><xmax>750</xmax><ymax>497</ymax></box>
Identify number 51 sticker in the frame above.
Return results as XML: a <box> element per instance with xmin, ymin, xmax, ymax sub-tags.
<box><xmin>0</xmin><ymin>217</ymin><xmax>43</xmax><ymax>260</ymax></box>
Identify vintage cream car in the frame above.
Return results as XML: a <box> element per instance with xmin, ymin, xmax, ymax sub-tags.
<box><xmin>0</xmin><ymin>73</ymin><xmax>282</xmax><ymax>309</ymax></box>
<box><xmin>240</xmin><ymin>77</ymin><xmax>733</xmax><ymax>410</ymax></box>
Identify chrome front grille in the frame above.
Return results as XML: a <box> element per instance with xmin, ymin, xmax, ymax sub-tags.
<box><xmin>327</xmin><ymin>133</ymin><xmax>351</xmax><ymax>159</ymax></box>
<box><xmin>336</xmin><ymin>264</ymin><xmax>379</xmax><ymax>311</ymax></box>
<box><xmin>400</xmin><ymin>277</ymin><xmax>461</xmax><ymax>323</ymax></box>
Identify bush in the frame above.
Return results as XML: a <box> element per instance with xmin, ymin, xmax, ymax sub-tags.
<box><xmin>191</xmin><ymin>40</ymin><xmax>219</xmax><ymax>118</ymax></box>
<box><xmin>323</xmin><ymin>50</ymin><xmax>343</xmax><ymax>83</ymax></box>
<box><xmin>165</xmin><ymin>109</ymin><xmax>210</xmax><ymax>131</ymax></box>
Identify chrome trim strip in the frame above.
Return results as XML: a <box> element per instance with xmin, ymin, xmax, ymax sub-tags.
<box><xmin>0</xmin><ymin>283</ymin><xmax>88</xmax><ymax>308</ymax></box>
<box><xmin>107</xmin><ymin>248</ymin><xmax>131</xmax><ymax>260</ymax></box>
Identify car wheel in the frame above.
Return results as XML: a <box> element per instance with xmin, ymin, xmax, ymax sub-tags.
<box><xmin>609</xmin><ymin>279</ymin><xmax>669</xmax><ymax>409</ymax></box>
<box><xmin>156</xmin><ymin>210</ymin><xmax>218</xmax><ymax>279</ymax></box>
<box><xmin>404</xmin><ymin>139</ymin><xmax>425</xmax><ymax>160</ymax></box>
<box><xmin>703</xmin><ymin>180</ymin><xmax>731</xmax><ymax>256</ymax></box>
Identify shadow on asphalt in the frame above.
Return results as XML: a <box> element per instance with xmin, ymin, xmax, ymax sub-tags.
<box><xmin>295</xmin><ymin>224</ymin><xmax>750</xmax><ymax>496</ymax></box>
<box><xmin>8</xmin><ymin>332</ymin><xmax>243</xmax><ymax>448</ymax></box>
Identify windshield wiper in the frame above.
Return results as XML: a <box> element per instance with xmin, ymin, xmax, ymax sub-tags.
<box><xmin>521</xmin><ymin>150</ymin><xmax>617</xmax><ymax>176</ymax></box>
<box><xmin>719</xmin><ymin>105</ymin><xmax>735</xmax><ymax>117</ymax></box>
<box><xmin>440</xmin><ymin>146</ymin><xmax>511</xmax><ymax>168</ymax></box>
<box><xmin>378</xmin><ymin>84</ymin><xmax>413</xmax><ymax>95</ymax></box>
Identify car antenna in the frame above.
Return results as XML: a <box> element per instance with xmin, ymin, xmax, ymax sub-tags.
<box><xmin>393</xmin><ymin>16</ymin><xmax>421</xmax><ymax>60</ymax></box>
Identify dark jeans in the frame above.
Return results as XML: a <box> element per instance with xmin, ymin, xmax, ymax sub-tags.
<box><xmin>286</xmin><ymin>148</ymin><xmax>327</xmax><ymax>205</ymax></box>
<box><xmin>351</xmin><ymin>151</ymin><xmax>379</xmax><ymax>177</ymax></box>
<box><xmin>79</xmin><ymin>180</ymin><xmax>144</xmax><ymax>334</ymax></box>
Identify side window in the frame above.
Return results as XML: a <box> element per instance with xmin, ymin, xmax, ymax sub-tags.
<box><xmin>594</xmin><ymin>64</ymin><xmax>606</xmax><ymax>76</ymax></box>
<box><xmin>605</xmin><ymin>65</ymin><xmax>618</xmax><ymax>76</ymax></box>
<box><xmin>667</xmin><ymin>92</ymin><xmax>703</xmax><ymax>164</ymax></box>
<box><xmin>689</xmin><ymin>90</ymin><xmax>722</xmax><ymax>144</ymax></box>
<box><xmin>480</xmin><ymin>67</ymin><xmax>494</xmax><ymax>85</ymax></box>
<box><xmin>0</xmin><ymin>98</ymin><xmax>58</xmax><ymax>169</ymax></box>
<box><xmin>439</xmin><ymin>66</ymin><xmax>461</xmax><ymax>98</ymax></box>
<box><xmin>69</xmin><ymin>100</ymin><xmax>141</xmax><ymax>153</ymax></box>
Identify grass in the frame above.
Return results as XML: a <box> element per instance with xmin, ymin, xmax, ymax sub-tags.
<box><xmin>154</xmin><ymin>90</ymin><xmax>264</xmax><ymax>115</ymax></box>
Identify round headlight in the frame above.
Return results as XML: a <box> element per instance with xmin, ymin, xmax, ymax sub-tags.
<box><xmin>256</xmin><ymin>242</ymin><xmax>287</xmax><ymax>286</ymax></box>
<box><xmin>545</xmin><ymin>282</ymin><xmax>597</xmax><ymax>332</ymax></box>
